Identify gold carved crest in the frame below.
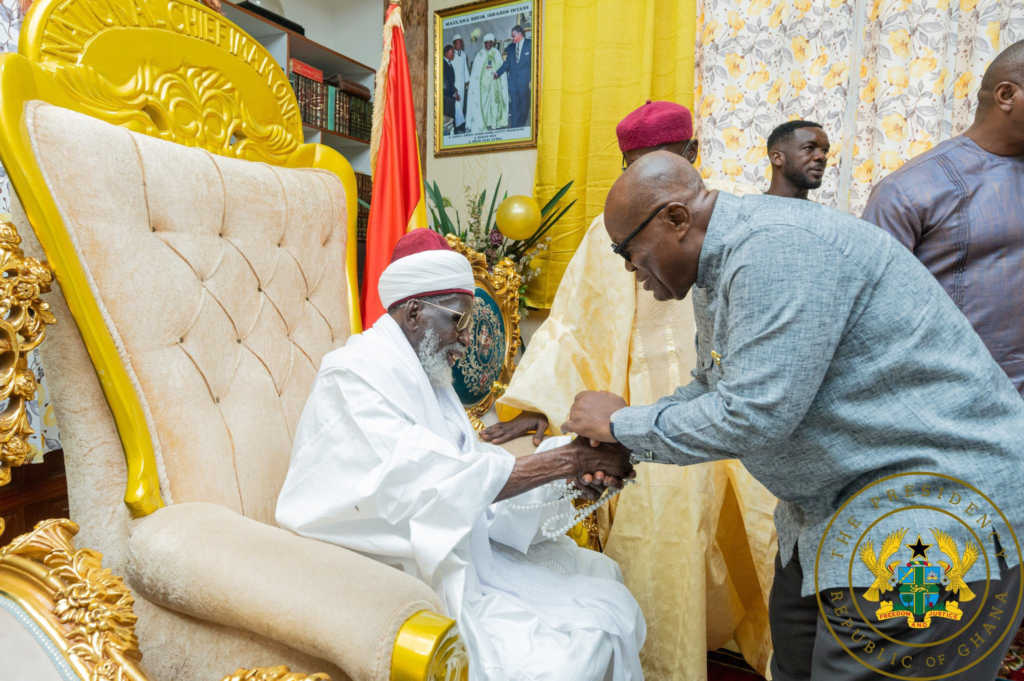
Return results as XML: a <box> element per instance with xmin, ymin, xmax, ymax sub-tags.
<box><xmin>23</xmin><ymin>0</ymin><xmax>303</xmax><ymax>163</ymax></box>
<box><xmin>0</xmin><ymin>218</ymin><xmax>56</xmax><ymax>492</ymax></box>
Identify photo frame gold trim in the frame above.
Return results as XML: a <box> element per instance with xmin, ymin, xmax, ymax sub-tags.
<box><xmin>433</xmin><ymin>0</ymin><xmax>541</xmax><ymax>157</ymax></box>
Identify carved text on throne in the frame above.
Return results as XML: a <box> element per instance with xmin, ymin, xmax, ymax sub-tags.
<box><xmin>39</xmin><ymin>0</ymin><xmax>299</xmax><ymax>130</ymax></box>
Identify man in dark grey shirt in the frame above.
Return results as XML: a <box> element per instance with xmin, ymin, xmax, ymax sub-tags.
<box><xmin>563</xmin><ymin>152</ymin><xmax>1024</xmax><ymax>680</ymax></box>
<box><xmin>862</xmin><ymin>40</ymin><xmax>1024</xmax><ymax>397</ymax></box>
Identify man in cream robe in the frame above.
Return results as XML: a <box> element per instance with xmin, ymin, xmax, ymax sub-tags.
<box><xmin>277</xmin><ymin>229</ymin><xmax>645</xmax><ymax>681</ymax></box>
<box><xmin>466</xmin><ymin>34</ymin><xmax>509</xmax><ymax>132</ymax></box>
<box><xmin>483</xmin><ymin>102</ymin><xmax>778</xmax><ymax>679</ymax></box>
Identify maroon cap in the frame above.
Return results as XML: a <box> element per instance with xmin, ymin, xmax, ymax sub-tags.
<box><xmin>390</xmin><ymin>228</ymin><xmax>455</xmax><ymax>263</ymax></box>
<box><xmin>616</xmin><ymin>100</ymin><xmax>694</xmax><ymax>153</ymax></box>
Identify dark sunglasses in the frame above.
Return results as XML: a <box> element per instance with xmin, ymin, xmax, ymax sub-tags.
<box><xmin>610</xmin><ymin>202</ymin><xmax>678</xmax><ymax>262</ymax></box>
<box><xmin>418</xmin><ymin>299</ymin><xmax>473</xmax><ymax>332</ymax></box>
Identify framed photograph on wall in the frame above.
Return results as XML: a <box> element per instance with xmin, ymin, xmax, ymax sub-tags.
<box><xmin>434</xmin><ymin>0</ymin><xmax>540</xmax><ymax>157</ymax></box>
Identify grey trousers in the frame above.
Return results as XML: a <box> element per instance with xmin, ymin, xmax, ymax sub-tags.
<box><xmin>769</xmin><ymin>548</ymin><xmax>1023</xmax><ymax>680</ymax></box>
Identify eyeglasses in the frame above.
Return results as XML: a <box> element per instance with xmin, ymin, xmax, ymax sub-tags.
<box><xmin>418</xmin><ymin>299</ymin><xmax>474</xmax><ymax>332</ymax></box>
<box><xmin>621</xmin><ymin>139</ymin><xmax>695</xmax><ymax>172</ymax></box>
<box><xmin>610</xmin><ymin>202</ymin><xmax>676</xmax><ymax>262</ymax></box>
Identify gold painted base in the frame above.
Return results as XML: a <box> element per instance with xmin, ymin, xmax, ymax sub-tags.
<box><xmin>392</xmin><ymin>611</ymin><xmax>469</xmax><ymax>681</ymax></box>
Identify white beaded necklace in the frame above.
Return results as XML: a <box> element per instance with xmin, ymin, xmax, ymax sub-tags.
<box><xmin>506</xmin><ymin>479</ymin><xmax>637</xmax><ymax>540</ymax></box>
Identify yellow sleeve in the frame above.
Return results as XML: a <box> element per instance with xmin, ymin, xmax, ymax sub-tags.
<box><xmin>498</xmin><ymin>214</ymin><xmax>636</xmax><ymax>433</ymax></box>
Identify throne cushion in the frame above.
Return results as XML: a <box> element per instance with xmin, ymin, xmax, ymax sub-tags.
<box><xmin>126</xmin><ymin>502</ymin><xmax>442</xmax><ymax>681</ymax></box>
<box><xmin>26</xmin><ymin>100</ymin><xmax>350</xmax><ymax>524</ymax></box>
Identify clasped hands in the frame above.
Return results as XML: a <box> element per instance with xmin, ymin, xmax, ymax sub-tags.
<box><xmin>481</xmin><ymin>391</ymin><xmax>631</xmax><ymax>501</ymax></box>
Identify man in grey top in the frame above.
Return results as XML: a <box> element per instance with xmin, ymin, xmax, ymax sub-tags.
<box><xmin>563</xmin><ymin>152</ymin><xmax>1024</xmax><ymax>679</ymax></box>
<box><xmin>862</xmin><ymin>40</ymin><xmax>1024</xmax><ymax>397</ymax></box>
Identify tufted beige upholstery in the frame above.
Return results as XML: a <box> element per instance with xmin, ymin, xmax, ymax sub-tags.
<box><xmin>21</xmin><ymin>100</ymin><xmax>445</xmax><ymax>681</ymax></box>
<box><xmin>28</xmin><ymin>100</ymin><xmax>348</xmax><ymax>521</ymax></box>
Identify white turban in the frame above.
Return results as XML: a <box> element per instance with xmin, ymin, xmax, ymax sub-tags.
<box><xmin>378</xmin><ymin>241</ymin><xmax>475</xmax><ymax>310</ymax></box>
<box><xmin>452</xmin><ymin>33</ymin><xmax>462</xmax><ymax>41</ymax></box>
<box><xmin>484</xmin><ymin>33</ymin><xmax>495</xmax><ymax>42</ymax></box>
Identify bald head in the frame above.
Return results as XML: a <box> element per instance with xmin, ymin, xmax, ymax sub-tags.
<box><xmin>980</xmin><ymin>39</ymin><xmax>1024</xmax><ymax>97</ymax></box>
<box><xmin>604</xmin><ymin>151</ymin><xmax>718</xmax><ymax>302</ymax></box>
<box><xmin>606</xmin><ymin>151</ymin><xmax>705</xmax><ymax>230</ymax></box>
<box><xmin>969</xmin><ymin>40</ymin><xmax>1024</xmax><ymax>156</ymax></box>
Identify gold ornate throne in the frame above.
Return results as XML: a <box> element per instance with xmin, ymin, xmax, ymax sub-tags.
<box><xmin>0</xmin><ymin>0</ymin><xmax>467</xmax><ymax>679</ymax></box>
<box><xmin>444</xmin><ymin>237</ymin><xmax>521</xmax><ymax>432</ymax></box>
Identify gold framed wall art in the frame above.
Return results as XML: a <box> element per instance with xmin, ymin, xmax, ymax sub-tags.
<box><xmin>434</xmin><ymin>0</ymin><xmax>540</xmax><ymax>157</ymax></box>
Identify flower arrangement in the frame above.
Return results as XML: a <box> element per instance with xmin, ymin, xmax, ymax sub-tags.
<box><xmin>425</xmin><ymin>177</ymin><xmax>575</xmax><ymax>318</ymax></box>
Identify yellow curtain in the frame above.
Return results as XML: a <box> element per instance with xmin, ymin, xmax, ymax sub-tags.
<box><xmin>527</xmin><ymin>0</ymin><xmax>697</xmax><ymax>308</ymax></box>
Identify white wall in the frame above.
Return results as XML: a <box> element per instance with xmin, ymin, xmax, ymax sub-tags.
<box><xmin>278</xmin><ymin>0</ymin><xmax>382</xmax><ymax>74</ymax></box>
<box><xmin>279</xmin><ymin>0</ymin><xmax>335</xmax><ymax>49</ymax></box>
<box><xmin>426</xmin><ymin>0</ymin><xmax>537</xmax><ymax>224</ymax></box>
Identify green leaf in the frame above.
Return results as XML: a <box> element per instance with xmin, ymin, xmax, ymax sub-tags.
<box><xmin>539</xmin><ymin>180</ymin><xmax>574</xmax><ymax>217</ymax></box>
<box><xmin>513</xmin><ymin>199</ymin><xmax>576</xmax><ymax>256</ymax></box>
<box><xmin>429</xmin><ymin>207</ymin><xmax>447</xmax><ymax>236</ymax></box>
<box><xmin>485</xmin><ymin>176</ymin><xmax>502</xmax><ymax>234</ymax></box>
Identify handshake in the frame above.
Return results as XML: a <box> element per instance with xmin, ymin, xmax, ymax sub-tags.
<box><xmin>564</xmin><ymin>438</ymin><xmax>635</xmax><ymax>501</ymax></box>
<box><xmin>483</xmin><ymin>390</ymin><xmax>635</xmax><ymax>502</ymax></box>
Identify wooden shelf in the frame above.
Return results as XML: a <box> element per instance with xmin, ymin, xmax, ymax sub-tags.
<box><xmin>221</xmin><ymin>1</ymin><xmax>375</xmax><ymax>82</ymax></box>
<box><xmin>303</xmin><ymin>124</ymin><xmax>370</xmax><ymax>149</ymax></box>
<box><xmin>289</xmin><ymin>32</ymin><xmax>376</xmax><ymax>82</ymax></box>
<box><xmin>220</xmin><ymin>0</ymin><xmax>375</xmax><ymax>173</ymax></box>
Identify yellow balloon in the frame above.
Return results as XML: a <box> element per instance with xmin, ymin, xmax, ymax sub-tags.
<box><xmin>496</xmin><ymin>195</ymin><xmax>542</xmax><ymax>241</ymax></box>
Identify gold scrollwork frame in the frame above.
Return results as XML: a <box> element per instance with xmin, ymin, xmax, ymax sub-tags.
<box><xmin>0</xmin><ymin>519</ymin><xmax>336</xmax><ymax>681</ymax></box>
<box><xmin>0</xmin><ymin>0</ymin><xmax>361</xmax><ymax>518</ymax></box>
<box><xmin>0</xmin><ymin>518</ymin><xmax>150</xmax><ymax>680</ymax></box>
<box><xmin>0</xmin><ymin>216</ymin><xmax>56</xmax><ymax>501</ymax></box>
<box><xmin>445</xmin><ymin>236</ymin><xmax>521</xmax><ymax>430</ymax></box>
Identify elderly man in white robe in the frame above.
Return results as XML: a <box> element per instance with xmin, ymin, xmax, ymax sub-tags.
<box><xmin>276</xmin><ymin>229</ymin><xmax>645</xmax><ymax>681</ymax></box>
<box><xmin>465</xmin><ymin>33</ymin><xmax>509</xmax><ymax>132</ymax></box>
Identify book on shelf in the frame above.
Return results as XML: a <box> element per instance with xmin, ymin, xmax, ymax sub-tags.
<box><xmin>290</xmin><ymin>58</ymin><xmax>323</xmax><ymax>83</ymax></box>
<box><xmin>289</xmin><ymin>70</ymin><xmax>374</xmax><ymax>140</ymax></box>
<box><xmin>326</xmin><ymin>85</ymin><xmax>336</xmax><ymax>132</ymax></box>
<box><xmin>325</xmin><ymin>74</ymin><xmax>371</xmax><ymax>101</ymax></box>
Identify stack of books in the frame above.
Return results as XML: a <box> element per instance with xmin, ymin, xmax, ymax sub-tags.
<box><xmin>290</xmin><ymin>59</ymin><xmax>325</xmax><ymax>128</ymax></box>
<box><xmin>349</xmin><ymin>98</ymin><xmax>372</xmax><ymax>141</ymax></box>
<box><xmin>290</xmin><ymin>59</ymin><xmax>373</xmax><ymax>142</ymax></box>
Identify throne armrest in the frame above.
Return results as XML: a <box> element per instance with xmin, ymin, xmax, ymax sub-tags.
<box><xmin>125</xmin><ymin>503</ymin><xmax>448</xmax><ymax>681</ymax></box>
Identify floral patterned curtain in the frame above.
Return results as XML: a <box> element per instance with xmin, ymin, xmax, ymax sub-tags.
<box><xmin>696</xmin><ymin>0</ymin><xmax>1024</xmax><ymax>214</ymax></box>
<box><xmin>848</xmin><ymin>0</ymin><xmax>1024</xmax><ymax>212</ymax></box>
<box><xmin>1</xmin><ymin>0</ymin><xmax>62</xmax><ymax>461</ymax></box>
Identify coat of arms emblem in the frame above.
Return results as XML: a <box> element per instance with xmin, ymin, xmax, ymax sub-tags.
<box><xmin>858</xmin><ymin>528</ymin><xmax>980</xmax><ymax>629</ymax></box>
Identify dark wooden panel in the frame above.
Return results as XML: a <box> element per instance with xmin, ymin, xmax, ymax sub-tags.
<box><xmin>0</xmin><ymin>450</ymin><xmax>68</xmax><ymax>546</ymax></box>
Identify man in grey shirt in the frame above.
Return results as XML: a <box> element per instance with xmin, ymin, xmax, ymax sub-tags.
<box><xmin>862</xmin><ymin>40</ymin><xmax>1024</xmax><ymax>397</ymax></box>
<box><xmin>564</xmin><ymin>152</ymin><xmax>1024</xmax><ymax>679</ymax></box>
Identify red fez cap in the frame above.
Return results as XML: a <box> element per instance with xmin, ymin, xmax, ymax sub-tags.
<box><xmin>616</xmin><ymin>100</ymin><xmax>694</xmax><ymax>153</ymax></box>
<box><xmin>390</xmin><ymin>228</ymin><xmax>455</xmax><ymax>263</ymax></box>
